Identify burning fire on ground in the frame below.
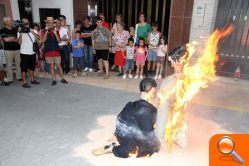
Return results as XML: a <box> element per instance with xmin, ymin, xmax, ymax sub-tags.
<box><xmin>158</xmin><ymin>25</ymin><xmax>234</xmax><ymax>152</ymax></box>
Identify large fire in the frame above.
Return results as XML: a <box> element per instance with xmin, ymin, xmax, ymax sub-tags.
<box><xmin>162</xmin><ymin>25</ymin><xmax>234</xmax><ymax>152</ymax></box>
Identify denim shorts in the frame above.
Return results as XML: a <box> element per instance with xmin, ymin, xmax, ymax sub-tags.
<box><xmin>125</xmin><ymin>59</ymin><xmax>135</xmax><ymax>71</ymax></box>
<box><xmin>147</xmin><ymin>49</ymin><xmax>157</xmax><ymax>61</ymax></box>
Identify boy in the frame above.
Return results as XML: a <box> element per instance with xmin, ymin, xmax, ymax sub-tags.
<box><xmin>147</xmin><ymin>22</ymin><xmax>161</xmax><ymax>75</ymax></box>
<box><xmin>72</xmin><ymin>30</ymin><xmax>84</xmax><ymax>77</ymax></box>
<box><xmin>123</xmin><ymin>38</ymin><xmax>135</xmax><ymax>79</ymax></box>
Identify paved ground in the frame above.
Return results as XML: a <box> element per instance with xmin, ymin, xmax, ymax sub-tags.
<box><xmin>0</xmin><ymin>72</ymin><xmax>249</xmax><ymax>166</ymax></box>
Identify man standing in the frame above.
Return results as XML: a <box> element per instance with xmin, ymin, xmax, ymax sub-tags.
<box><xmin>41</xmin><ymin>17</ymin><xmax>68</xmax><ymax>86</ymax></box>
<box><xmin>92</xmin><ymin>17</ymin><xmax>112</xmax><ymax>79</ymax></box>
<box><xmin>17</xmin><ymin>18</ymin><xmax>40</xmax><ymax>88</ymax></box>
<box><xmin>58</xmin><ymin>16</ymin><xmax>71</xmax><ymax>74</ymax></box>
<box><xmin>0</xmin><ymin>16</ymin><xmax>21</xmax><ymax>84</ymax></box>
<box><xmin>80</xmin><ymin>16</ymin><xmax>96</xmax><ymax>72</ymax></box>
<box><xmin>92</xmin><ymin>78</ymin><xmax>161</xmax><ymax>158</ymax></box>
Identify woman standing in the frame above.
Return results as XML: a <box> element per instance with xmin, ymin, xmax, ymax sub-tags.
<box><xmin>110</xmin><ymin>14</ymin><xmax>123</xmax><ymax>71</ymax></box>
<box><xmin>134</xmin><ymin>12</ymin><xmax>151</xmax><ymax>45</ymax></box>
<box><xmin>113</xmin><ymin>22</ymin><xmax>130</xmax><ymax>76</ymax></box>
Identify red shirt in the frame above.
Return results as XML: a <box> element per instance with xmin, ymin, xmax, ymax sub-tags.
<box><xmin>41</xmin><ymin>30</ymin><xmax>61</xmax><ymax>57</ymax></box>
<box><xmin>102</xmin><ymin>21</ymin><xmax>110</xmax><ymax>30</ymax></box>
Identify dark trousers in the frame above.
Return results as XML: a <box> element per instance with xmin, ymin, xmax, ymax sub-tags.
<box><xmin>73</xmin><ymin>57</ymin><xmax>84</xmax><ymax>71</ymax></box>
<box><xmin>60</xmin><ymin>45</ymin><xmax>70</xmax><ymax>73</ymax></box>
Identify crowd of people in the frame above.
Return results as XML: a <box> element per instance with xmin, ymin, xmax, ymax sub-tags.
<box><xmin>0</xmin><ymin>12</ymin><xmax>168</xmax><ymax>88</ymax></box>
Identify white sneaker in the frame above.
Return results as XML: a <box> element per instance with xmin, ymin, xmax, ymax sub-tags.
<box><xmin>128</xmin><ymin>74</ymin><xmax>133</xmax><ymax>79</ymax></box>
<box><xmin>134</xmin><ymin>75</ymin><xmax>139</xmax><ymax>79</ymax></box>
<box><xmin>84</xmin><ymin>67</ymin><xmax>89</xmax><ymax>72</ymax></box>
<box><xmin>154</xmin><ymin>75</ymin><xmax>158</xmax><ymax>79</ymax></box>
<box><xmin>158</xmin><ymin>75</ymin><xmax>162</xmax><ymax>79</ymax></box>
<box><xmin>123</xmin><ymin>75</ymin><xmax>127</xmax><ymax>79</ymax></box>
<box><xmin>140</xmin><ymin>75</ymin><xmax>143</xmax><ymax>79</ymax></box>
<box><xmin>89</xmin><ymin>68</ymin><xmax>93</xmax><ymax>72</ymax></box>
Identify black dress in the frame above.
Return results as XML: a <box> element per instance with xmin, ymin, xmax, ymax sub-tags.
<box><xmin>112</xmin><ymin>99</ymin><xmax>161</xmax><ymax>158</ymax></box>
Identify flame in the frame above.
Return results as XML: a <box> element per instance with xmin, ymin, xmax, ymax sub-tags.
<box><xmin>164</xmin><ymin>25</ymin><xmax>234</xmax><ymax>152</ymax></box>
<box><xmin>128</xmin><ymin>146</ymin><xmax>151</xmax><ymax>158</ymax></box>
<box><xmin>129</xmin><ymin>146</ymin><xmax>139</xmax><ymax>158</ymax></box>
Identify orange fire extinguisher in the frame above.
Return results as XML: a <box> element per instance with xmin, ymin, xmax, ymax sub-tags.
<box><xmin>234</xmin><ymin>66</ymin><xmax>241</xmax><ymax>80</ymax></box>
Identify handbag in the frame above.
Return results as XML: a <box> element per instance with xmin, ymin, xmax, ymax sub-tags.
<box><xmin>27</xmin><ymin>33</ymin><xmax>39</xmax><ymax>53</ymax></box>
<box><xmin>98</xmin><ymin>29</ymin><xmax>109</xmax><ymax>42</ymax></box>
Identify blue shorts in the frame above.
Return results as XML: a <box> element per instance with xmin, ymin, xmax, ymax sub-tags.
<box><xmin>147</xmin><ymin>49</ymin><xmax>157</xmax><ymax>61</ymax></box>
<box><xmin>125</xmin><ymin>59</ymin><xmax>135</xmax><ymax>71</ymax></box>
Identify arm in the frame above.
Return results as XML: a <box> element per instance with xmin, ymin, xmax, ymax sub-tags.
<box><xmin>40</xmin><ymin>30</ymin><xmax>48</xmax><ymax>43</ymax></box>
<box><xmin>30</xmin><ymin>29</ymin><xmax>40</xmax><ymax>41</ymax></box>
<box><xmin>17</xmin><ymin>33</ymin><xmax>22</xmax><ymax>44</ymax></box>
<box><xmin>53</xmin><ymin>30</ymin><xmax>61</xmax><ymax>42</ymax></box>
<box><xmin>2</xmin><ymin>36</ymin><xmax>17</xmax><ymax>42</ymax></box>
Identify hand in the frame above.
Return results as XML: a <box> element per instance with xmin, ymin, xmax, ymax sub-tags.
<box><xmin>53</xmin><ymin>29</ymin><xmax>57</xmax><ymax>34</ymax></box>
<box><xmin>45</xmin><ymin>26</ymin><xmax>49</xmax><ymax>31</ymax></box>
<box><xmin>93</xmin><ymin>49</ymin><xmax>96</xmax><ymax>55</ymax></box>
<box><xmin>109</xmin><ymin>47</ymin><xmax>112</xmax><ymax>52</ymax></box>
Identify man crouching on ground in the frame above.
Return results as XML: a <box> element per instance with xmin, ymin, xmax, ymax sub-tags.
<box><xmin>92</xmin><ymin>78</ymin><xmax>161</xmax><ymax>158</ymax></box>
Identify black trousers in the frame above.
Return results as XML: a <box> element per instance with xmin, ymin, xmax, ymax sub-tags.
<box><xmin>112</xmin><ymin>136</ymin><xmax>156</xmax><ymax>158</ymax></box>
<box><xmin>60</xmin><ymin>45</ymin><xmax>70</xmax><ymax>73</ymax></box>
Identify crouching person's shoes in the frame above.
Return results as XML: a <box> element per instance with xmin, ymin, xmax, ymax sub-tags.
<box><xmin>92</xmin><ymin>143</ymin><xmax>117</xmax><ymax>156</ymax></box>
<box><xmin>61</xmin><ymin>79</ymin><xmax>68</xmax><ymax>84</ymax></box>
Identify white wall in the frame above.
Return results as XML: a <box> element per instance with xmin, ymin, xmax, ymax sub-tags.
<box><xmin>189</xmin><ymin>0</ymin><xmax>219</xmax><ymax>42</ymax></box>
<box><xmin>10</xmin><ymin>0</ymin><xmax>20</xmax><ymax>20</ymax></box>
<box><xmin>32</xmin><ymin>0</ymin><xmax>74</xmax><ymax>28</ymax></box>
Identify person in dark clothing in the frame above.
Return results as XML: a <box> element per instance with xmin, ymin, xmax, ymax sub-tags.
<box><xmin>92</xmin><ymin>78</ymin><xmax>161</xmax><ymax>158</ymax></box>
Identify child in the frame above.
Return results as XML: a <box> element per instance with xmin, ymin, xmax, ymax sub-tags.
<box><xmin>72</xmin><ymin>30</ymin><xmax>84</xmax><ymax>77</ymax></box>
<box><xmin>123</xmin><ymin>38</ymin><xmax>135</xmax><ymax>79</ymax></box>
<box><xmin>154</xmin><ymin>36</ymin><xmax>167</xmax><ymax>79</ymax></box>
<box><xmin>147</xmin><ymin>22</ymin><xmax>161</xmax><ymax>74</ymax></box>
<box><xmin>135</xmin><ymin>38</ymin><xmax>147</xmax><ymax>79</ymax></box>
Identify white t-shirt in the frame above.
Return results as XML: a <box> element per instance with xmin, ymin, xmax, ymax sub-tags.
<box><xmin>18</xmin><ymin>32</ymin><xmax>36</xmax><ymax>55</ymax></box>
<box><xmin>126</xmin><ymin>46</ymin><xmax>135</xmax><ymax>59</ymax></box>
<box><xmin>59</xmin><ymin>26</ymin><xmax>69</xmax><ymax>46</ymax></box>
<box><xmin>149</xmin><ymin>32</ymin><xmax>160</xmax><ymax>47</ymax></box>
<box><xmin>158</xmin><ymin>44</ymin><xmax>167</xmax><ymax>57</ymax></box>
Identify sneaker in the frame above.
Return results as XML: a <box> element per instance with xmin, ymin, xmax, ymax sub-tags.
<box><xmin>18</xmin><ymin>78</ymin><xmax>23</xmax><ymax>81</ymax></box>
<box><xmin>123</xmin><ymin>74</ymin><xmax>127</xmax><ymax>79</ymax></box>
<box><xmin>103</xmin><ymin>74</ymin><xmax>110</xmax><ymax>79</ymax></box>
<box><xmin>22</xmin><ymin>83</ymin><xmax>31</xmax><ymax>88</ymax></box>
<box><xmin>89</xmin><ymin>68</ymin><xmax>93</xmax><ymax>72</ymax></box>
<box><xmin>61</xmin><ymin>79</ymin><xmax>68</xmax><ymax>84</ymax></box>
<box><xmin>134</xmin><ymin>75</ymin><xmax>139</xmax><ymax>79</ymax></box>
<box><xmin>84</xmin><ymin>67</ymin><xmax>89</xmax><ymax>72</ymax></box>
<box><xmin>140</xmin><ymin>75</ymin><xmax>143</xmax><ymax>79</ymax></box>
<box><xmin>128</xmin><ymin>74</ymin><xmax>133</xmax><ymax>79</ymax></box>
<box><xmin>154</xmin><ymin>75</ymin><xmax>158</xmax><ymax>79</ymax></box>
<box><xmin>92</xmin><ymin>143</ymin><xmax>117</xmax><ymax>156</ymax></box>
<box><xmin>31</xmin><ymin>80</ymin><xmax>40</xmax><ymax>84</ymax></box>
<box><xmin>51</xmin><ymin>80</ymin><xmax>57</xmax><ymax>86</ymax></box>
<box><xmin>158</xmin><ymin>75</ymin><xmax>162</xmax><ymax>79</ymax></box>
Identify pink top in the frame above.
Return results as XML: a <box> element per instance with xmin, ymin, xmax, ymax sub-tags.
<box><xmin>135</xmin><ymin>46</ymin><xmax>147</xmax><ymax>66</ymax></box>
<box><xmin>113</xmin><ymin>30</ymin><xmax>130</xmax><ymax>51</ymax></box>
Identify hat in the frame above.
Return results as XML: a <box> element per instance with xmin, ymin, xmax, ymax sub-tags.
<box><xmin>44</xmin><ymin>17</ymin><xmax>56</xmax><ymax>23</ymax></box>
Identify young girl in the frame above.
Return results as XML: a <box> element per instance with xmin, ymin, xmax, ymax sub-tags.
<box><xmin>135</xmin><ymin>38</ymin><xmax>147</xmax><ymax>79</ymax></box>
<box><xmin>154</xmin><ymin>36</ymin><xmax>168</xmax><ymax>79</ymax></box>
